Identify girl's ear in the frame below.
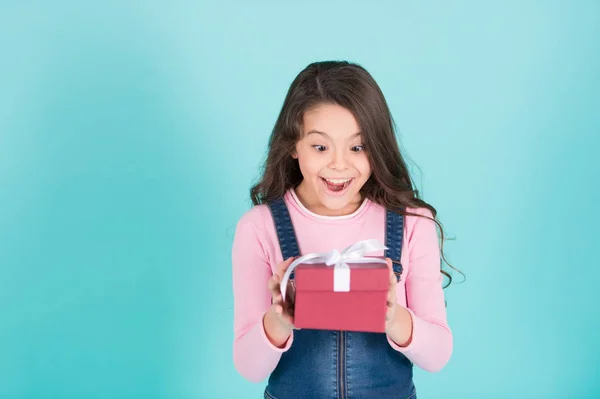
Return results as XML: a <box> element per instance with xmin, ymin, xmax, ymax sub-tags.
<box><xmin>291</xmin><ymin>150</ymin><xmax>298</xmax><ymax>159</ymax></box>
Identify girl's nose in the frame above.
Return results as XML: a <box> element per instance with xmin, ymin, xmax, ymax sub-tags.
<box><xmin>328</xmin><ymin>150</ymin><xmax>348</xmax><ymax>170</ymax></box>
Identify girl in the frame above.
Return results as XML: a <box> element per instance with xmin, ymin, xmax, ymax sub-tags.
<box><xmin>232</xmin><ymin>61</ymin><xmax>455</xmax><ymax>399</ymax></box>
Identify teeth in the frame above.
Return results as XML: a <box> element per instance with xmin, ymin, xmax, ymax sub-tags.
<box><xmin>324</xmin><ymin>178</ymin><xmax>352</xmax><ymax>184</ymax></box>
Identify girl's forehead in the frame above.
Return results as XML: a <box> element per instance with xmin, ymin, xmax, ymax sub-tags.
<box><xmin>302</xmin><ymin>104</ymin><xmax>360</xmax><ymax>138</ymax></box>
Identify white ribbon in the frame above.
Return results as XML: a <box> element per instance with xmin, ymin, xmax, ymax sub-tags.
<box><xmin>280</xmin><ymin>239</ymin><xmax>388</xmax><ymax>299</ymax></box>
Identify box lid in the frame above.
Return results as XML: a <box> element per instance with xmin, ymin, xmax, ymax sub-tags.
<box><xmin>294</xmin><ymin>260</ymin><xmax>389</xmax><ymax>292</ymax></box>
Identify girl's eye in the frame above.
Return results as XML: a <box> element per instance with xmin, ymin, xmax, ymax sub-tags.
<box><xmin>312</xmin><ymin>145</ymin><xmax>327</xmax><ymax>152</ymax></box>
<box><xmin>351</xmin><ymin>145</ymin><xmax>365</xmax><ymax>152</ymax></box>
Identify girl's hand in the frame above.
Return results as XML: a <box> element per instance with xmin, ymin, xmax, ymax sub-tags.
<box><xmin>385</xmin><ymin>257</ymin><xmax>398</xmax><ymax>326</ymax></box>
<box><xmin>267</xmin><ymin>257</ymin><xmax>298</xmax><ymax>328</ymax></box>
<box><xmin>263</xmin><ymin>257</ymin><xmax>299</xmax><ymax>347</ymax></box>
<box><xmin>384</xmin><ymin>257</ymin><xmax>414</xmax><ymax>347</ymax></box>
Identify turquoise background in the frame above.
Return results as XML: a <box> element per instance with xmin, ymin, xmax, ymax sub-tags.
<box><xmin>1</xmin><ymin>1</ymin><xmax>599</xmax><ymax>398</ymax></box>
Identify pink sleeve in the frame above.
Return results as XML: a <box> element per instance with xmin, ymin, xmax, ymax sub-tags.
<box><xmin>231</xmin><ymin>210</ymin><xmax>294</xmax><ymax>383</ymax></box>
<box><xmin>386</xmin><ymin>209</ymin><xmax>453</xmax><ymax>372</ymax></box>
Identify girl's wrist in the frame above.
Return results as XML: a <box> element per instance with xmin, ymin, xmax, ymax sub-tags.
<box><xmin>386</xmin><ymin>305</ymin><xmax>413</xmax><ymax>347</ymax></box>
<box><xmin>263</xmin><ymin>308</ymin><xmax>293</xmax><ymax>348</ymax></box>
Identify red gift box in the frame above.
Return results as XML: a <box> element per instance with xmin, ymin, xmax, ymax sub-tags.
<box><xmin>294</xmin><ymin>259</ymin><xmax>389</xmax><ymax>332</ymax></box>
<box><xmin>280</xmin><ymin>240</ymin><xmax>390</xmax><ymax>333</ymax></box>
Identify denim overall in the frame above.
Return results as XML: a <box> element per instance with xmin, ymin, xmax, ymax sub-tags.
<box><xmin>264</xmin><ymin>198</ymin><xmax>416</xmax><ymax>399</ymax></box>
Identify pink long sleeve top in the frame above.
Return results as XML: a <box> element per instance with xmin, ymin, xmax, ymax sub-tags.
<box><xmin>232</xmin><ymin>189</ymin><xmax>453</xmax><ymax>383</ymax></box>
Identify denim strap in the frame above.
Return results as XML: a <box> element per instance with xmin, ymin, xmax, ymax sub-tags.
<box><xmin>267</xmin><ymin>198</ymin><xmax>301</xmax><ymax>280</ymax></box>
<box><xmin>385</xmin><ymin>209</ymin><xmax>404</xmax><ymax>278</ymax></box>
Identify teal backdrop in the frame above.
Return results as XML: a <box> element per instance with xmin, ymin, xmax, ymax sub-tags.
<box><xmin>1</xmin><ymin>1</ymin><xmax>599</xmax><ymax>398</ymax></box>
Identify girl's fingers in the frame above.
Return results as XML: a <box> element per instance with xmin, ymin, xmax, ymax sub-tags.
<box><xmin>277</xmin><ymin>257</ymin><xmax>295</xmax><ymax>275</ymax></box>
<box><xmin>268</xmin><ymin>274</ymin><xmax>280</xmax><ymax>290</ymax></box>
<box><xmin>388</xmin><ymin>274</ymin><xmax>396</xmax><ymax>307</ymax></box>
<box><xmin>269</xmin><ymin>285</ymin><xmax>281</xmax><ymax>300</ymax></box>
<box><xmin>267</xmin><ymin>261</ymin><xmax>299</xmax><ymax>328</ymax></box>
<box><xmin>272</xmin><ymin>302</ymin><xmax>295</xmax><ymax>327</ymax></box>
<box><xmin>267</xmin><ymin>278</ymin><xmax>277</xmax><ymax>293</ymax></box>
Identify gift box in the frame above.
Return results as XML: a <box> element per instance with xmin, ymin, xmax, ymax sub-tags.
<box><xmin>280</xmin><ymin>239</ymin><xmax>390</xmax><ymax>333</ymax></box>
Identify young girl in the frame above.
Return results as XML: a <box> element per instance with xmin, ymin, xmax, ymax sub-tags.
<box><xmin>232</xmin><ymin>61</ymin><xmax>454</xmax><ymax>399</ymax></box>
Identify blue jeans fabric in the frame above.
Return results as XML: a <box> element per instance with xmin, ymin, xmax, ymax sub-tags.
<box><xmin>264</xmin><ymin>198</ymin><xmax>416</xmax><ymax>399</ymax></box>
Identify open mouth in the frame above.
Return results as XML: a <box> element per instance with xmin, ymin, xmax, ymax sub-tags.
<box><xmin>320</xmin><ymin>177</ymin><xmax>354</xmax><ymax>195</ymax></box>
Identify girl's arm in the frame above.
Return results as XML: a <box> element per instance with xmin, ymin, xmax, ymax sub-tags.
<box><xmin>386</xmin><ymin>209</ymin><xmax>454</xmax><ymax>372</ymax></box>
<box><xmin>231</xmin><ymin>211</ymin><xmax>294</xmax><ymax>383</ymax></box>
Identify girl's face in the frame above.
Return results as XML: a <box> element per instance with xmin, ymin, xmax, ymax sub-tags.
<box><xmin>293</xmin><ymin>103</ymin><xmax>372</xmax><ymax>216</ymax></box>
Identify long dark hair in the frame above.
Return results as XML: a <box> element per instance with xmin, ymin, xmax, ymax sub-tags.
<box><xmin>250</xmin><ymin>60</ymin><xmax>462</xmax><ymax>288</ymax></box>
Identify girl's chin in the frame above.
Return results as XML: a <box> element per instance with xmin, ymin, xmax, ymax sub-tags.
<box><xmin>315</xmin><ymin>181</ymin><xmax>364</xmax><ymax>213</ymax></box>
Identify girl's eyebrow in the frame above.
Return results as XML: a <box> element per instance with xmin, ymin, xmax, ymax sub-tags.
<box><xmin>306</xmin><ymin>130</ymin><xmax>362</xmax><ymax>139</ymax></box>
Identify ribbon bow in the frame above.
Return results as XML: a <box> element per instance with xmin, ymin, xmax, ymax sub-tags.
<box><xmin>280</xmin><ymin>239</ymin><xmax>388</xmax><ymax>299</ymax></box>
